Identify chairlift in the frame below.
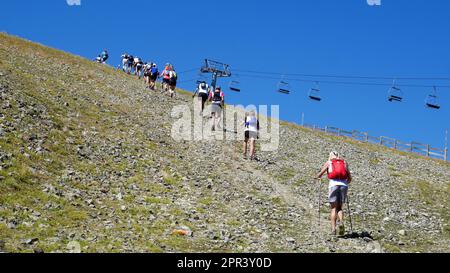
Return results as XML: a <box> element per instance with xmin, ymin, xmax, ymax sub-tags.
<box><xmin>308</xmin><ymin>82</ymin><xmax>322</xmax><ymax>101</ymax></box>
<box><xmin>277</xmin><ymin>79</ymin><xmax>291</xmax><ymax>94</ymax></box>
<box><xmin>388</xmin><ymin>80</ymin><xmax>403</xmax><ymax>102</ymax></box>
<box><xmin>229</xmin><ymin>75</ymin><xmax>241</xmax><ymax>92</ymax></box>
<box><xmin>425</xmin><ymin>86</ymin><xmax>441</xmax><ymax>110</ymax></box>
<box><xmin>229</xmin><ymin>80</ymin><xmax>241</xmax><ymax>92</ymax></box>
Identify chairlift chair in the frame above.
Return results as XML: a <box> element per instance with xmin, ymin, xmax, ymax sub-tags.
<box><xmin>229</xmin><ymin>80</ymin><xmax>241</xmax><ymax>92</ymax></box>
<box><xmin>277</xmin><ymin>80</ymin><xmax>291</xmax><ymax>94</ymax></box>
<box><xmin>388</xmin><ymin>81</ymin><xmax>403</xmax><ymax>102</ymax></box>
<box><xmin>229</xmin><ymin>74</ymin><xmax>241</xmax><ymax>92</ymax></box>
<box><xmin>425</xmin><ymin>87</ymin><xmax>441</xmax><ymax>109</ymax></box>
<box><xmin>308</xmin><ymin>82</ymin><xmax>322</xmax><ymax>101</ymax></box>
<box><xmin>309</xmin><ymin>89</ymin><xmax>322</xmax><ymax>101</ymax></box>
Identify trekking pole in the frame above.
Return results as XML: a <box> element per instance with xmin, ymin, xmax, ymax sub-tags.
<box><xmin>317</xmin><ymin>180</ymin><xmax>321</xmax><ymax>229</ymax></box>
<box><xmin>346</xmin><ymin>194</ymin><xmax>354</xmax><ymax>233</ymax></box>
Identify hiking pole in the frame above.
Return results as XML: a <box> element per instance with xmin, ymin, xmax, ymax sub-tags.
<box><xmin>346</xmin><ymin>194</ymin><xmax>354</xmax><ymax>233</ymax></box>
<box><xmin>317</xmin><ymin>180</ymin><xmax>321</xmax><ymax>229</ymax></box>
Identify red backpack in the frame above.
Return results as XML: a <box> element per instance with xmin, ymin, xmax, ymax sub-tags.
<box><xmin>328</xmin><ymin>159</ymin><xmax>349</xmax><ymax>180</ymax></box>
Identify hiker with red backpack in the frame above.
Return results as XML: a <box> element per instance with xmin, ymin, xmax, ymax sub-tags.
<box><xmin>316</xmin><ymin>151</ymin><xmax>352</xmax><ymax>236</ymax></box>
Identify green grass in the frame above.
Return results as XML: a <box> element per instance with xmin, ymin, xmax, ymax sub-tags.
<box><xmin>199</xmin><ymin>197</ymin><xmax>214</xmax><ymax>206</ymax></box>
<box><xmin>145</xmin><ymin>196</ymin><xmax>171</xmax><ymax>205</ymax></box>
<box><xmin>1</xmin><ymin>32</ymin><xmax>449</xmax><ymax>253</ymax></box>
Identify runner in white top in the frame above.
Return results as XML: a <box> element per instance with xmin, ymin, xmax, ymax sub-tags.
<box><xmin>242</xmin><ymin>110</ymin><xmax>259</xmax><ymax>160</ymax></box>
<box><xmin>192</xmin><ymin>82</ymin><xmax>210</xmax><ymax>116</ymax></box>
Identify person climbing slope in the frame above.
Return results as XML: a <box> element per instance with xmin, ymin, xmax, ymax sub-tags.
<box><xmin>121</xmin><ymin>53</ymin><xmax>130</xmax><ymax>72</ymax></box>
<box><xmin>149</xmin><ymin>63</ymin><xmax>159</xmax><ymax>90</ymax></box>
<box><xmin>168</xmin><ymin>67</ymin><xmax>178</xmax><ymax>98</ymax></box>
<box><xmin>134</xmin><ymin>56</ymin><xmax>144</xmax><ymax>79</ymax></box>
<box><xmin>126</xmin><ymin>55</ymin><xmax>134</xmax><ymax>74</ymax></box>
<box><xmin>242</xmin><ymin>110</ymin><xmax>259</xmax><ymax>160</ymax></box>
<box><xmin>160</xmin><ymin>64</ymin><xmax>171</xmax><ymax>94</ymax></box>
<box><xmin>143</xmin><ymin>62</ymin><xmax>152</xmax><ymax>87</ymax></box>
<box><xmin>100</xmin><ymin>49</ymin><xmax>109</xmax><ymax>63</ymax></box>
<box><xmin>209</xmin><ymin>86</ymin><xmax>225</xmax><ymax>131</ymax></box>
<box><xmin>315</xmin><ymin>151</ymin><xmax>352</xmax><ymax>236</ymax></box>
<box><xmin>192</xmin><ymin>81</ymin><xmax>210</xmax><ymax>116</ymax></box>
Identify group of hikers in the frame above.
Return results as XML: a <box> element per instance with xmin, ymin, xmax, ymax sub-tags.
<box><xmin>191</xmin><ymin>81</ymin><xmax>257</xmax><ymax>160</ymax></box>
<box><xmin>190</xmin><ymin>81</ymin><xmax>353</xmax><ymax>236</ymax></box>
<box><xmin>95</xmin><ymin>50</ymin><xmax>353</xmax><ymax>237</ymax></box>
<box><xmin>120</xmin><ymin>53</ymin><xmax>178</xmax><ymax>98</ymax></box>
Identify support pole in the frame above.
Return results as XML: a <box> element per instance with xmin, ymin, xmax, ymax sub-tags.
<box><xmin>211</xmin><ymin>72</ymin><xmax>218</xmax><ymax>91</ymax></box>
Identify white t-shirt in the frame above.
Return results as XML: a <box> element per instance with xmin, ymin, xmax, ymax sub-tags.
<box><xmin>329</xmin><ymin>179</ymin><xmax>348</xmax><ymax>188</ymax></box>
<box><xmin>245</xmin><ymin>116</ymin><xmax>258</xmax><ymax>132</ymax></box>
<box><xmin>198</xmin><ymin>84</ymin><xmax>209</xmax><ymax>94</ymax></box>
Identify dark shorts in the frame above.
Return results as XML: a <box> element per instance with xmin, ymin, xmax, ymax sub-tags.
<box><xmin>169</xmin><ymin>80</ymin><xmax>177</xmax><ymax>87</ymax></box>
<box><xmin>136</xmin><ymin>65</ymin><xmax>142</xmax><ymax>71</ymax></box>
<box><xmin>245</xmin><ymin>131</ymin><xmax>258</xmax><ymax>140</ymax></box>
<box><xmin>329</xmin><ymin>186</ymin><xmax>348</xmax><ymax>205</ymax></box>
<box><xmin>163</xmin><ymin>78</ymin><xmax>170</xmax><ymax>84</ymax></box>
<box><xmin>150</xmin><ymin>74</ymin><xmax>158</xmax><ymax>81</ymax></box>
<box><xmin>199</xmin><ymin>93</ymin><xmax>208</xmax><ymax>103</ymax></box>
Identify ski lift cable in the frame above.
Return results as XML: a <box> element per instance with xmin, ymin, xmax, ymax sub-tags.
<box><xmin>178</xmin><ymin>78</ymin><xmax>198</xmax><ymax>84</ymax></box>
<box><xmin>237</xmin><ymin>73</ymin><xmax>450</xmax><ymax>88</ymax></box>
<box><xmin>177</xmin><ymin>68</ymin><xmax>199</xmax><ymax>75</ymax></box>
<box><xmin>234</xmin><ymin>69</ymin><xmax>450</xmax><ymax>81</ymax></box>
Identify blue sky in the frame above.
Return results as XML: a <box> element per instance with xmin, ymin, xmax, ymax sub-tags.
<box><xmin>0</xmin><ymin>0</ymin><xmax>449</xmax><ymax>150</ymax></box>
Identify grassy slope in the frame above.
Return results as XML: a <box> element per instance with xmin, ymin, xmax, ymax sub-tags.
<box><xmin>0</xmin><ymin>33</ymin><xmax>449</xmax><ymax>253</ymax></box>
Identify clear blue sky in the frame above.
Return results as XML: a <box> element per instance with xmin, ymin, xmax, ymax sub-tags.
<box><xmin>1</xmin><ymin>0</ymin><xmax>449</xmax><ymax>149</ymax></box>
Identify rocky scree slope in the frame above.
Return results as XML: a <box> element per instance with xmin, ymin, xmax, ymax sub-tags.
<box><xmin>0</xmin><ymin>33</ymin><xmax>449</xmax><ymax>253</ymax></box>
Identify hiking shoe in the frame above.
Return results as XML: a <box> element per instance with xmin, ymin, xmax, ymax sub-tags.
<box><xmin>337</xmin><ymin>222</ymin><xmax>345</xmax><ymax>236</ymax></box>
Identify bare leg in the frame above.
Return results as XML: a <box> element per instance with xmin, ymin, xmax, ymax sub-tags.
<box><xmin>337</xmin><ymin>204</ymin><xmax>344</xmax><ymax>223</ymax></box>
<box><xmin>212</xmin><ymin>113</ymin><xmax>218</xmax><ymax>130</ymax></box>
<box><xmin>250</xmin><ymin>139</ymin><xmax>256</xmax><ymax>159</ymax></box>
<box><xmin>330</xmin><ymin>203</ymin><xmax>338</xmax><ymax>234</ymax></box>
<box><xmin>216</xmin><ymin>114</ymin><xmax>222</xmax><ymax>129</ymax></box>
